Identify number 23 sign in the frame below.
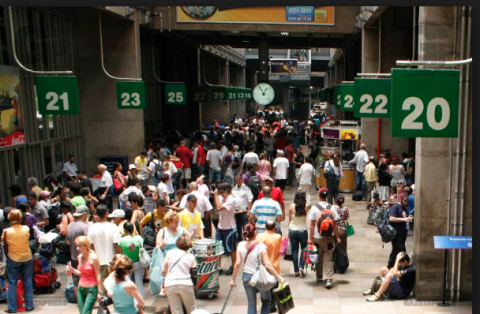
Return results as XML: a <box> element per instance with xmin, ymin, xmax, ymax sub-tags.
<box><xmin>391</xmin><ymin>69</ymin><xmax>459</xmax><ymax>138</ymax></box>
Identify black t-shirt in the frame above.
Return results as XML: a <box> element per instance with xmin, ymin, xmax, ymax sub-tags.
<box><xmin>399</xmin><ymin>264</ymin><xmax>416</xmax><ymax>297</ymax></box>
<box><xmin>378</xmin><ymin>169</ymin><xmax>392</xmax><ymax>186</ymax></box>
<box><xmin>389</xmin><ymin>203</ymin><xmax>408</xmax><ymax>237</ymax></box>
<box><xmin>81</xmin><ymin>178</ymin><xmax>93</xmax><ymax>194</ymax></box>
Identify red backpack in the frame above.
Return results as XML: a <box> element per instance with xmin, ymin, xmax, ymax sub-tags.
<box><xmin>316</xmin><ymin>203</ymin><xmax>335</xmax><ymax>236</ymax></box>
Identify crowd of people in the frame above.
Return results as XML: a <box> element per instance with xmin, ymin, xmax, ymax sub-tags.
<box><xmin>0</xmin><ymin>113</ymin><xmax>417</xmax><ymax>314</ymax></box>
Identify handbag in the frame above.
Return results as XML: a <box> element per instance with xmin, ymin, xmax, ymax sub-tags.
<box><xmin>346</xmin><ymin>221</ymin><xmax>355</xmax><ymax>237</ymax></box>
<box><xmin>113</xmin><ymin>171</ymin><xmax>124</xmax><ymax>191</ymax></box>
<box><xmin>149</xmin><ymin>247</ymin><xmax>165</xmax><ymax>296</ymax></box>
<box><xmin>139</xmin><ymin>237</ymin><xmax>152</xmax><ymax>268</ymax></box>
<box><xmin>285</xmin><ymin>238</ymin><xmax>292</xmax><ymax>256</ymax></box>
<box><xmin>249</xmin><ymin>250</ymin><xmax>278</xmax><ymax>291</ymax></box>
<box><xmin>279</xmin><ymin>237</ymin><xmax>289</xmax><ymax>256</ymax></box>
<box><xmin>273</xmin><ymin>282</ymin><xmax>295</xmax><ymax>314</ymax></box>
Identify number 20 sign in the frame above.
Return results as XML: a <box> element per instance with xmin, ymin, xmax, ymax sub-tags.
<box><xmin>117</xmin><ymin>81</ymin><xmax>146</xmax><ymax>109</ymax></box>
<box><xmin>391</xmin><ymin>69</ymin><xmax>459</xmax><ymax>138</ymax></box>
<box><xmin>36</xmin><ymin>76</ymin><xmax>79</xmax><ymax>115</ymax></box>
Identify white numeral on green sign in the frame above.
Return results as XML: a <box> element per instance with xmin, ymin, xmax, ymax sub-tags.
<box><xmin>194</xmin><ymin>93</ymin><xmax>205</xmax><ymax>102</ymax></box>
<box><xmin>336</xmin><ymin>95</ymin><xmax>341</xmax><ymax>105</ymax></box>
<box><xmin>46</xmin><ymin>91</ymin><xmax>69</xmax><ymax>111</ymax></box>
<box><xmin>213</xmin><ymin>92</ymin><xmax>224</xmax><ymax>100</ymax></box>
<box><xmin>401</xmin><ymin>97</ymin><xmax>450</xmax><ymax>131</ymax></box>
<box><xmin>344</xmin><ymin>95</ymin><xmax>353</xmax><ymax>108</ymax></box>
<box><xmin>168</xmin><ymin>92</ymin><xmax>184</xmax><ymax>103</ymax></box>
<box><xmin>359</xmin><ymin>94</ymin><xmax>388</xmax><ymax>114</ymax></box>
<box><xmin>121</xmin><ymin>92</ymin><xmax>141</xmax><ymax>106</ymax></box>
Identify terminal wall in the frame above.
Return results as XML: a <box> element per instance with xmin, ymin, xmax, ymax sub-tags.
<box><xmin>76</xmin><ymin>8</ymin><xmax>145</xmax><ymax>174</ymax></box>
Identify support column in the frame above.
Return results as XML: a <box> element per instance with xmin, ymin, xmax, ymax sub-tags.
<box><xmin>258</xmin><ymin>40</ymin><xmax>269</xmax><ymax>83</ymax></box>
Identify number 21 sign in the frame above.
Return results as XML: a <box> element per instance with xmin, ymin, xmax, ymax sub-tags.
<box><xmin>391</xmin><ymin>69</ymin><xmax>459</xmax><ymax>138</ymax></box>
<box><xmin>36</xmin><ymin>76</ymin><xmax>79</xmax><ymax>115</ymax></box>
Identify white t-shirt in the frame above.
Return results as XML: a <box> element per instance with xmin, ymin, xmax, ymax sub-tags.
<box><xmin>308</xmin><ymin>201</ymin><xmax>339</xmax><ymax>239</ymax></box>
<box><xmin>298</xmin><ymin>163</ymin><xmax>315</xmax><ymax>185</ymax></box>
<box><xmin>198</xmin><ymin>184</ymin><xmax>210</xmax><ymax>198</ymax></box>
<box><xmin>87</xmin><ymin>222</ymin><xmax>121</xmax><ymax>265</ymax></box>
<box><xmin>220</xmin><ymin>146</ymin><xmax>228</xmax><ymax>159</ymax></box>
<box><xmin>218</xmin><ymin>195</ymin><xmax>236</xmax><ymax>230</ymax></box>
<box><xmin>100</xmin><ymin>171</ymin><xmax>113</xmax><ymax>187</ymax></box>
<box><xmin>192</xmin><ymin>147</ymin><xmax>198</xmax><ymax>165</ymax></box>
<box><xmin>207</xmin><ymin>149</ymin><xmax>222</xmax><ymax>171</ymax></box>
<box><xmin>242</xmin><ymin>152</ymin><xmax>259</xmax><ymax>167</ymax></box>
<box><xmin>156</xmin><ymin>182</ymin><xmax>168</xmax><ymax>200</ymax></box>
<box><xmin>238</xmin><ymin>242</ymin><xmax>267</xmax><ymax>274</ymax></box>
<box><xmin>148</xmin><ymin>159</ymin><xmax>161</xmax><ymax>174</ymax></box>
<box><xmin>273</xmin><ymin>157</ymin><xmax>290</xmax><ymax>179</ymax></box>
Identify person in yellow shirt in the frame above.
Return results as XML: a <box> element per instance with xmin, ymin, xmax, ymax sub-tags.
<box><xmin>364</xmin><ymin>156</ymin><xmax>378</xmax><ymax>205</ymax></box>
<box><xmin>140</xmin><ymin>199</ymin><xmax>169</xmax><ymax>231</ymax></box>
<box><xmin>178</xmin><ymin>195</ymin><xmax>204</xmax><ymax>239</ymax></box>
<box><xmin>134</xmin><ymin>151</ymin><xmax>148</xmax><ymax>171</ymax></box>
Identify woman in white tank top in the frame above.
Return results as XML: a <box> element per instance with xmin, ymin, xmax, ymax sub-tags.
<box><xmin>288</xmin><ymin>190</ymin><xmax>310</xmax><ymax>277</ymax></box>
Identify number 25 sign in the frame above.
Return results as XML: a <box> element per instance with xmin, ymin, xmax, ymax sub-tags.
<box><xmin>391</xmin><ymin>69</ymin><xmax>459</xmax><ymax>138</ymax></box>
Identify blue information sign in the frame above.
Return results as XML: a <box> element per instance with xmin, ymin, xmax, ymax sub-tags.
<box><xmin>434</xmin><ymin>236</ymin><xmax>472</xmax><ymax>249</ymax></box>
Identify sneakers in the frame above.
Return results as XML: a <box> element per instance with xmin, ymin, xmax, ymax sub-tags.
<box><xmin>316</xmin><ymin>277</ymin><xmax>323</xmax><ymax>283</ymax></box>
<box><xmin>366</xmin><ymin>293</ymin><xmax>383</xmax><ymax>302</ymax></box>
<box><xmin>218</xmin><ymin>268</ymin><xmax>224</xmax><ymax>275</ymax></box>
<box><xmin>363</xmin><ymin>288</ymin><xmax>373</xmax><ymax>296</ymax></box>
<box><xmin>324</xmin><ymin>279</ymin><xmax>332</xmax><ymax>289</ymax></box>
<box><xmin>224</xmin><ymin>266</ymin><xmax>233</xmax><ymax>276</ymax></box>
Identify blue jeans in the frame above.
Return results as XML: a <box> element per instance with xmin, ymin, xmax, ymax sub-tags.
<box><xmin>243</xmin><ymin>272</ymin><xmax>271</xmax><ymax>314</ymax></box>
<box><xmin>209</xmin><ymin>168</ymin><xmax>222</xmax><ymax>183</ymax></box>
<box><xmin>355</xmin><ymin>170</ymin><xmax>367</xmax><ymax>199</ymax></box>
<box><xmin>288</xmin><ymin>230</ymin><xmax>308</xmax><ymax>273</ymax></box>
<box><xmin>6</xmin><ymin>256</ymin><xmax>34</xmax><ymax>312</ymax></box>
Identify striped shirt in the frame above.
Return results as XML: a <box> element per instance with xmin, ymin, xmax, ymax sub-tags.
<box><xmin>250</xmin><ymin>197</ymin><xmax>282</xmax><ymax>230</ymax></box>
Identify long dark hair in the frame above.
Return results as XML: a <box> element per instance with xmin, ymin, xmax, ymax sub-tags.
<box><xmin>294</xmin><ymin>190</ymin><xmax>307</xmax><ymax>217</ymax></box>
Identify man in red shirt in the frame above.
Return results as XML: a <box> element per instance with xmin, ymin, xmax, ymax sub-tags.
<box><xmin>196</xmin><ymin>140</ymin><xmax>206</xmax><ymax>179</ymax></box>
<box><xmin>257</xmin><ymin>176</ymin><xmax>285</xmax><ymax>225</ymax></box>
<box><xmin>285</xmin><ymin>140</ymin><xmax>296</xmax><ymax>187</ymax></box>
<box><xmin>175</xmin><ymin>140</ymin><xmax>193</xmax><ymax>187</ymax></box>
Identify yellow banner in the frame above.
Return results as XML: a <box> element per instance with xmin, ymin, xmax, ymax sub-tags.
<box><xmin>341</xmin><ymin>130</ymin><xmax>358</xmax><ymax>140</ymax></box>
<box><xmin>177</xmin><ymin>6</ymin><xmax>335</xmax><ymax>25</ymax></box>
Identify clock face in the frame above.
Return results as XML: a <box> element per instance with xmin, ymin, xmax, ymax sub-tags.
<box><xmin>253</xmin><ymin>83</ymin><xmax>275</xmax><ymax>105</ymax></box>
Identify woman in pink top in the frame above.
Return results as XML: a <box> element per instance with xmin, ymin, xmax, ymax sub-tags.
<box><xmin>257</xmin><ymin>153</ymin><xmax>271</xmax><ymax>184</ymax></box>
<box><xmin>66</xmin><ymin>236</ymin><xmax>101</xmax><ymax>314</ymax></box>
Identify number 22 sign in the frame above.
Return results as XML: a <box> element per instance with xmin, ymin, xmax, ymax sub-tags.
<box><xmin>391</xmin><ymin>69</ymin><xmax>459</xmax><ymax>138</ymax></box>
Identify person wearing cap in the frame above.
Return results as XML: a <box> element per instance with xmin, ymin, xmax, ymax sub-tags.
<box><xmin>179</xmin><ymin>194</ymin><xmax>204</xmax><ymax>240</ymax></box>
<box><xmin>109</xmin><ymin>209</ymin><xmax>138</xmax><ymax>237</ymax></box>
<box><xmin>308</xmin><ymin>187</ymin><xmax>341</xmax><ymax>289</ymax></box>
<box><xmin>365</xmin><ymin>155</ymin><xmax>378</xmax><ymax>205</ymax></box>
<box><xmin>348</xmin><ymin>142</ymin><xmax>369</xmax><ymax>201</ymax></box>
<box><xmin>87</xmin><ymin>205</ymin><xmax>121</xmax><ymax>282</ymax></box>
<box><xmin>387</xmin><ymin>193</ymin><xmax>412</xmax><ymax>268</ymax></box>
<box><xmin>273</xmin><ymin>149</ymin><xmax>290</xmax><ymax>192</ymax></box>
<box><xmin>179</xmin><ymin>182</ymin><xmax>212</xmax><ymax>227</ymax></box>
<box><xmin>126</xmin><ymin>164</ymin><xmax>138</xmax><ymax>187</ymax></box>
<box><xmin>148</xmin><ymin>153</ymin><xmax>162</xmax><ymax>185</ymax></box>
<box><xmin>66</xmin><ymin>205</ymin><xmax>90</xmax><ymax>297</ymax></box>
<box><xmin>331</xmin><ymin>195</ymin><xmax>350</xmax><ymax>255</ymax></box>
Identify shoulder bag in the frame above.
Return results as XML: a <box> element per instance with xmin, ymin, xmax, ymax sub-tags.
<box><xmin>139</xmin><ymin>237</ymin><xmax>152</xmax><ymax>268</ymax></box>
<box><xmin>249</xmin><ymin>245</ymin><xmax>278</xmax><ymax>291</ymax></box>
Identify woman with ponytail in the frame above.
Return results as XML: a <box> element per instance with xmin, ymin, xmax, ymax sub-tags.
<box><xmin>230</xmin><ymin>222</ymin><xmax>285</xmax><ymax>314</ymax></box>
<box><xmin>66</xmin><ymin>236</ymin><xmax>102</xmax><ymax>314</ymax></box>
<box><xmin>103</xmin><ymin>255</ymin><xmax>144</xmax><ymax>314</ymax></box>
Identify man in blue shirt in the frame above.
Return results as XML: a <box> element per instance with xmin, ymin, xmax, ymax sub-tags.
<box><xmin>387</xmin><ymin>193</ymin><xmax>412</xmax><ymax>268</ymax></box>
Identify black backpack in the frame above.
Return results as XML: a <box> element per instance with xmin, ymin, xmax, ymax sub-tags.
<box><xmin>352</xmin><ymin>190</ymin><xmax>363</xmax><ymax>201</ymax></box>
<box><xmin>231</xmin><ymin>155</ymin><xmax>241</xmax><ymax>170</ymax></box>
<box><xmin>333</xmin><ymin>245</ymin><xmax>349</xmax><ymax>273</ymax></box>
<box><xmin>378</xmin><ymin>218</ymin><xmax>397</xmax><ymax>245</ymax></box>
<box><xmin>142</xmin><ymin>212</ymin><xmax>157</xmax><ymax>248</ymax></box>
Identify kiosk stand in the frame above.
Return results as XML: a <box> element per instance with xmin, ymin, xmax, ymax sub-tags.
<box><xmin>433</xmin><ymin>236</ymin><xmax>472</xmax><ymax>307</ymax></box>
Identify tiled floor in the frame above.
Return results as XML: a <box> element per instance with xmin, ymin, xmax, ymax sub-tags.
<box><xmin>0</xmin><ymin>149</ymin><xmax>472</xmax><ymax>314</ymax></box>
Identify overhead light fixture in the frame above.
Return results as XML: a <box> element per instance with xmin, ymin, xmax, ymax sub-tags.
<box><xmin>281</xmin><ymin>32</ymin><xmax>289</xmax><ymax>36</ymax></box>
<box><xmin>242</xmin><ymin>40</ymin><xmax>250</xmax><ymax>43</ymax></box>
<box><xmin>230</xmin><ymin>30</ymin><xmax>240</xmax><ymax>34</ymax></box>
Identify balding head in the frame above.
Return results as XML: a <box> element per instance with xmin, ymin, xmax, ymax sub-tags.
<box><xmin>265</xmin><ymin>220</ymin><xmax>276</xmax><ymax>231</ymax></box>
<box><xmin>262</xmin><ymin>186</ymin><xmax>272</xmax><ymax>197</ymax></box>
<box><xmin>189</xmin><ymin>182</ymin><xmax>198</xmax><ymax>191</ymax></box>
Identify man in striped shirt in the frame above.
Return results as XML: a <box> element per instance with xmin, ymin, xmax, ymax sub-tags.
<box><xmin>248</xmin><ymin>186</ymin><xmax>283</xmax><ymax>234</ymax></box>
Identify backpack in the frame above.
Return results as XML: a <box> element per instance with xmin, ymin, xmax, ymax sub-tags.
<box><xmin>323</xmin><ymin>161</ymin><xmax>336</xmax><ymax>180</ymax></box>
<box><xmin>352</xmin><ymin>190</ymin><xmax>363</xmax><ymax>201</ymax></box>
<box><xmin>231</xmin><ymin>154</ymin><xmax>241</xmax><ymax>170</ymax></box>
<box><xmin>249</xmin><ymin>175</ymin><xmax>262</xmax><ymax>200</ymax></box>
<box><xmin>316</xmin><ymin>203</ymin><xmax>335</xmax><ymax>237</ymax></box>
<box><xmin>332</xmin><ymin>245</ymin><xmax>349</xmax><ymax>273</ymax></box>
<box><xmin>377</xmin><ymin>218</ymin><xmax>397</xmax><ymax>245</ymax></box>
<box><xmin>142</xmin><ymin>212</ymin><xmax>157</xmax><ymax>247</ymax></box>
<box><xmin>153</xmin><ymin>160</ymin><xmax>163</xmax><ymax>180</ymax></box>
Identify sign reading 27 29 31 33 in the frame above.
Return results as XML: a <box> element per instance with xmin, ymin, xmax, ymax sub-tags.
<box><xmin>391</xmin><ymin>69</ymin><xmax>459</xmax><ymax>138</ymax></box>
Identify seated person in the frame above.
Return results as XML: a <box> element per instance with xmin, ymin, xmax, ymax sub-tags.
<box><xmin>364</xmin><ymin>252</ymin><xmax>416</xmax><ymax>301</ymax></box>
